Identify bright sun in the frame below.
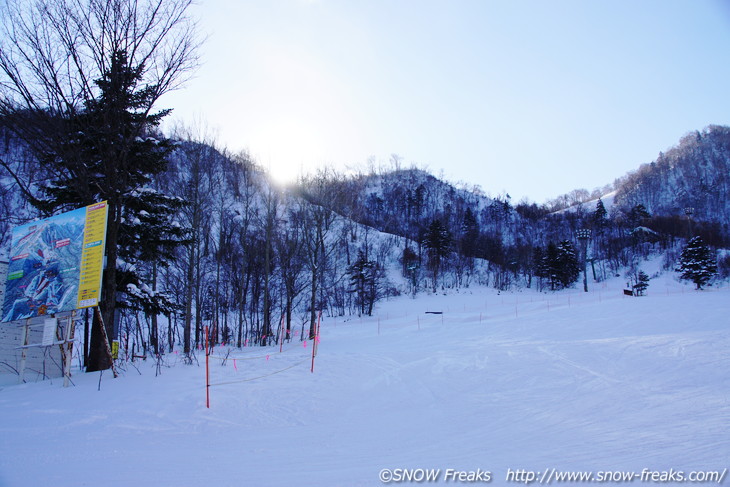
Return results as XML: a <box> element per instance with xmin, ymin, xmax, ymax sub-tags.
<box><xmin>255</xmin><ymin>118</ymin><xmax>327</xmax><ymax>187</ymax></box>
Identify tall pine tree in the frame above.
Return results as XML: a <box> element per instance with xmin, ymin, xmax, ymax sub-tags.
<box><xmin>460</xmin><ymin>207</ymin><xmax>480</xmax><ymax>258</ymax></box>
<box><xmin>676</xmin><ymin>236</ymin><xmax>717</xmax><ymax>289</ymax></box>
<box><xmin>633</xmin><ymin>270</ymin><xmax>650</xmax><ymax>296</ymax></box>
<box><xmin>36</xmin><ymin>51</ymin><xmax>187</xmax><ymax>370</ymax></box>
<box><xmin>348</xmin><ymin>250</ymin><xmax>379</xmax><ymax>316</ymax></box>
<box><xmin>593</xmin><ymin>198</ymin><xmax>608</xmax><ymax>229</ymax></box>
<box><xmin>538</xmin><ymin>241</ymin><xmax>580</xmax><ymax>291</ymax></box>
<box><xmin>0</xmin><ymin>0</ymin><xmax>200</xmax><ymax>370</ymax></box>
<box><xmin>423</xmin><ymin>219</ymin><xmax>451</xmax><ymax>292</ymax></box>
<box><xmin>556</xmin><ymin>240</ymin><xmax>581</xmax><ymax>289</ymax></box>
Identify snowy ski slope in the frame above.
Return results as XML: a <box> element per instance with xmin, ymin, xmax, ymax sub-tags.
<box><xmin>0</xmin><ymin>272</ymin><xmax>728</xmax><ymax>486</ymax></box>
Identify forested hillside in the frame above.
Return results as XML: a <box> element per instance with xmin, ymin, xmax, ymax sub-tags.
<box><xmin>613</xmin><ymin>125</ymin><xmax>730</xmax><ymax>225</ymax></box>
<box><xmin>1</xmin><ymin>121</ymin><xmax>729</xmax><ymax>365</ymax></box>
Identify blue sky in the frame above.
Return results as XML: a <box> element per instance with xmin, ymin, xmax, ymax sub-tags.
<box><xmin>161</xmin><ymin>0</ymin><xmax>730</xmax><ymax>203</ymax></box>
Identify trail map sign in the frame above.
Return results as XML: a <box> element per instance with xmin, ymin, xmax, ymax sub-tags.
<box><xmin>2</xmin><ymin>201</ymin><xmax>108</xmax><ymax>322</ymax></box>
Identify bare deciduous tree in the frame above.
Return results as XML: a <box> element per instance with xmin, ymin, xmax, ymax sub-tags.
<box><xmin>0</xmin><ymin>0</ymin><xmax>200</xmax><ymax>116</ymax></box>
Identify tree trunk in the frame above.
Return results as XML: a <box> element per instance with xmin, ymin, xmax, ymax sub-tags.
<box><xmin>150</xmin><ymin>261</ymin><xmax>159</xmax><ymax>355</ymax></box>
<box><xmin>309</xmin><ymin>263</ymin><xmax>318</xmax><ymax>340</ymax></box>
<box><xmin>285</xmin><ymin>293</ymin><xmax>292</xmax><ymax>340</ymax></box>
<box><xmin>183</xmin><ymin>241</ymin><xmax>195</xmax><ymax>354</ymax></box>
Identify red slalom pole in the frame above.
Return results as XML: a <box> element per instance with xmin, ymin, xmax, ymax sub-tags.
<box><xmin>205</xmin><ymin>325</ymin><xmax>210</xmax><ymax>409</ymax></box>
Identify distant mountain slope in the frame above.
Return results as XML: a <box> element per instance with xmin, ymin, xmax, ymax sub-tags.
<box><xmin>613</xmin><ymin>125</ymin><xmax>730</xmax><ymax>223</ymax></box>
<box><xmin>315</xmin><ymin>167</ymin><xmax>544</xmax><ymax>259</ymax></box>
<box><xmin>330</xmin><ymin>168</ymin><xmax>500</xmax><ymax>237</ymax></box>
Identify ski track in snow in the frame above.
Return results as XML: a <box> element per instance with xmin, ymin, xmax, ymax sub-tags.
<box><xmin>0</xmin><ymin>275</ymin><xmax>728</xmax><ymax>486</ymax></box>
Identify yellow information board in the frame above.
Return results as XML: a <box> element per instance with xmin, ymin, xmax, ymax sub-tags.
<box><xmin>77</xmin><ymin>201</ymin><xmax>108</xmax><ymax>309</ymax></box>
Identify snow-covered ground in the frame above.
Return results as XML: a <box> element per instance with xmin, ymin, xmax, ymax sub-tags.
<box><xmin>0</xmin><ymin>271</ymin><xmax>728</xmax><ymax>487</ymax></box>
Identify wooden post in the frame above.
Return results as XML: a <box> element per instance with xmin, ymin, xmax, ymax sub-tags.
<box><xmin>311</xmin><ymin>311</ymin><xmax>321</xmax><ymax>373</ymax></box>
<box><xmin>83</xmin><ymin>308</ymin><xmax>89</xmax><ymax>368</ymax></box>
<box><xmin>18</xmin><ymin>319</ymin><xmax>30</xmax><ymax>383</ymax></box>
<box><xmin>63</xmin><ymin>312</ymin><xmax>76</xmax><ymax>387</ymax></box>
<box><xmin>94</xmin><ymin>307</ymin><xmax>118</xmax><ymax>378</ymax></box>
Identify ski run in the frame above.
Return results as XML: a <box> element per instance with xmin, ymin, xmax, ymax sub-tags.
<box><xmin>0</xmin><ymin>268</ymin><xmax>728</xmax><ymax>486</ymax></box>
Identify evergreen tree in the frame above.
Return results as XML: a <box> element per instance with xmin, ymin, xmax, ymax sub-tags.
<box><xmin>0</xmin><ymin>0</ymin><xmax>200</xmax><ymax>370</ymax></box>
<box><xmin>423</xmin><ymin>219</ymin><xmax>451</xmax><ymax>291</ymax></box>
<box><xmin>633</xmin><ymin>270</ymin><xmax>650</xmax><ymax>296</ymax></box>
<box><xmin>555</xmin><ymin>240</ymin><xmax>580</xmax><ymax>288</ymax></box>
<box><xmin>628</xmin><ymin>203</ymin><xmax>651</xmax><ymax>227</ymax></box>
<box><xmin>117</xmin><ymin>186</ymin><xmax>190</xmax><ymax>355</ymax></box>
<box><xmin>593</xmin><ymin>198</ymin><xmax>608</xmax><ymax>229</ymax></box>
<box><xmin>460</xmin><ymin>207</ymin><xmax>480</xmax><ymax>258</ymax></box>
<box><xmin>676</xmin><ymin>236</ymin><xmax>717</xmax><ymax>289</ymax></box>
<box><xmin>36</xmin><ymin>51</ymin><xmax>186</xmax><ymax>369</ymax></box>
<box><xmin>531</xmin><ymin>246</ymin><xmax>546</xmax><ymax>289</ymax></box>
<box><xmin>541</xmin><ymin>243</ymin><xmax>560</xmax><ymax>291</ymax></box>
<box><xmin>348</xmin><ymin>250</ymin><xmax>379</xmax><ymax>316</ymax></box>
<box><xmin>402</xmin><ymin>246</ymin><xmax>420</xmax><ymax>291</ymax></box>
<box><xmin>540</xmin><ymin>241</ymin><xmax>580</xmax><ymax>290</ymax></box>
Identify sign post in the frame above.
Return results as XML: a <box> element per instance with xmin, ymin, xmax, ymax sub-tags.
<box><xmin>62</xmin><ymin>312</ymin><xmax>76</xmax><ymax>387</ymax></box>
<box><xmin>18</xmin><ymin>319</ymin><xmax>30</xmax><ymax>383</ymax></box>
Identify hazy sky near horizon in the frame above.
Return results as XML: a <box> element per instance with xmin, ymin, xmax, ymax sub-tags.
<box><xmin>161</xmin><ymin>0</ymin><xmax>730</xmax><ymax>203</ymax></box>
